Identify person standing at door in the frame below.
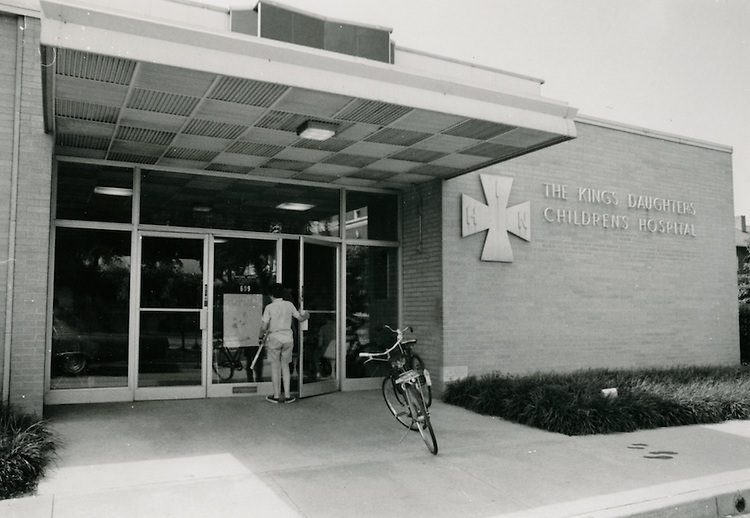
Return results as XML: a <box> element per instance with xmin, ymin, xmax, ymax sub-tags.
<box><xmin>259</xmin><ymin>282</ymin><xmax>309</xmax><ymax>404</ymax></box>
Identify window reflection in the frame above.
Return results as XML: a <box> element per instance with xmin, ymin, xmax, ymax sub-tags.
<box><xmin>140</xmin><ymin>237</ymin><xmax>203</xmax><ymax>309</ymax></box>
<box><xmin>138</xmin><ymin>312</ymin><xmax>201</xmax><ymax>387</ymax></box>
<box><xmin>345</xmin><ymin>191</ymin><xmax>397</xmax><ymax>241</ymax></box>
<box><xmin>345</xmin><ymin>245</ymin><xmax>398</xmax><ymax>378</ymax></box>
<box><xmin>140</xmin><ymin>170</ymin><xmax>340</xmax><ymax>236</ymax></box>
<box><xmin>51</xmin><ymin>160</ymin><xmax>402</xmax><ymax>394</ymax></box>
<box><xmin>51</xmin><ymin>228</ymin><xmax>131</xmax><ymax>389</ymax></box>
<box><xmin>56</xmin><ymin>163</ymin><xmax>133</xmax><ymax>223</ymax></box>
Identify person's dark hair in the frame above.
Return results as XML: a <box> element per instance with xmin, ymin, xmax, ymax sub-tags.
<box><xmin>270</xmin><ymin>283</ymin><xmax>285</xmax><ymax>299</ymax></box>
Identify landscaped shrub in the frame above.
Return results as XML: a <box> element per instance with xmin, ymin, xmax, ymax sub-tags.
<box><xmin>443</xmin><ymin>365</ymin><xmax>750</xmax><ymax>435</ymax></box>
<box><xmin>0</xmin><ymin>404</ymin><xmax>58</xmax><ymax>500</ymax></box>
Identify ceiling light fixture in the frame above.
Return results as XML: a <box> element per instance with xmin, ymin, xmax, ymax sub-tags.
<box><xmin>296</xmin><ymin>120</ymin><xmax>337</xmax><ymax>141</ymax></box>
<box><xmin>276</xmin><ymin>202</ymin><xmax>315</xmax><ymax>211</ymax></box>
<box><xmin>94</xmin><ymin>186</ymin><xmax>133</xmax><ymax>197</ymax></box>
<box><xmin>193</xmin><ymin>206</ymin><xmax>212</xmax><ymax>213</ymax></box>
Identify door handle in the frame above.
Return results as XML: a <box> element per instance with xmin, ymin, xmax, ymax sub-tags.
<box><xmin>199</xmin><ymin>308</ymin><xmax>208</xmax><ymax>330</ymax></box>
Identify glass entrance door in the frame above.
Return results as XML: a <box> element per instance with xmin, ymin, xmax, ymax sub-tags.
<box><xmin>299</xmin><ymin>238</ymin><xmax>339</xmax><ymax>398</ymax></box>
<box><xmin>135</xmin><ymin>233</ymin><xmax>208</xmax><ymax>399</ymax></box>
<box><xmin>133</xmin><ymin>233</ymin><xmax>340</xmax><ymax>400</ymax></box>
<box><xmin>208</xmin><ymin>237</ymin><xmax>278</xmax><ymax>397</ymax></box>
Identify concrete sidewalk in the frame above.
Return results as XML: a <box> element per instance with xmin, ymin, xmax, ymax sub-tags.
<box><xmin>3</xmin><ymin>390</ymin><xmax>750</xmax><ymax>517</ymax></box>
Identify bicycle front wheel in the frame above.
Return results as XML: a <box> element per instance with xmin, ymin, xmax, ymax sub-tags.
<box><xmin>382</xmin><ymin>376</ymin><xmax>418</xmax><ymax>430</ymax></box>
<box><xmin>213</xmin><ymin>347</ymin><xmax>234</xmax><ymax>382</ymax></box>
<box><xmin>406</xmin><ymin>383</ymin><xmax>438</xmax><ymax>455</ymax></box>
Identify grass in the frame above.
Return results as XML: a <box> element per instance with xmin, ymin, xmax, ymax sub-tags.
<box><xmin>442</xmin><ymin>365</ymin><xmax>750</xmax><ymax>436</ymax></box>
<box><xmin>0</xmin><ymin>404</ymin><xmax>58</xmax><ymax>500</ymax></box>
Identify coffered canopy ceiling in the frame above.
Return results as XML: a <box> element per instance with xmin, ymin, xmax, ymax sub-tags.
<box><xmin>39</xmin><ymin>0</ymin><xmax>578</xmax><ymax>190</ymax></box>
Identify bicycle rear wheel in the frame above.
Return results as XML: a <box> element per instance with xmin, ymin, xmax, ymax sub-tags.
<box><xmin>213</xmin><ymin>347</ymin><xmax>234</xmax><ymax>382</ymax></box>
<box><xmin>406</xmin><ymin>383</ymin><xmax>438</xmax><ymax>455</ymax></box>
<box><xmin>410</xmin><ymin>354</ymin><xmax>432</xmax><ymax>408</ymax></box>
<box><xmin>382</xmin><ymin>376</ymin><xmax>418</xmax><ymax>430</ymax></box>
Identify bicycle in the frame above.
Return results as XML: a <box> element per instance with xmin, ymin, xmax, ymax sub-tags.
<box><xmin>212</xmin><ymin>340</ymin><xmax>263</xmax><ymax>382</ymax></box>
<box><xmin>359</xmin><ymin>325</ymin><xmax>437</xmax><ymax>455</ymax></box>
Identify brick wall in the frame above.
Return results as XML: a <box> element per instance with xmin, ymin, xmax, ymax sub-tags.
<box><xmin>0</xmin><ymin>15</ymin><xmax>53</xmax><ymax>415</ymax></box>
<box><xmin>401</xmin><ymin>181</ymin><xmax>445</xmax><ymax>391</ymax></box>
<box><xmin>442</xmin><ymin>122</ymin><xmax>737</xmax><ymax>377</ymax></box>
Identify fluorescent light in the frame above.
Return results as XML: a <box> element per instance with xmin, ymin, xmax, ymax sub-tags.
<box><xmin>277</xmin><ymin>202</ymin><xmax>315</xmax><ymax>211</ymax></box>
<box><xmin>94</xmin><ymin>186</ymin><xmax>133</xmax><ymax>197</ymax></box>
<box><xmin>296</xmin><ymin>120</ymin><xmax>337</xmax><ymax>141</ymax></box>
<box><xmin>193</xmin><ymin>206</ymin><xmax>212</xmax><ymax>213</ymax></box>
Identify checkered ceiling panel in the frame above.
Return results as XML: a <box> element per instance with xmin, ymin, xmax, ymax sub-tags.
<box><xmin>49</xmin><ymin>48</ymin><xmax>567</xmax><ymax>189</ymax></box>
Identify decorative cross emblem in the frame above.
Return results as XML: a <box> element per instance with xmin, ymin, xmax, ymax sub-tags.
<box><xmin>461</xmin><ymin>174</ymin><xmax>531</xmax><ymax>262</ymax></box>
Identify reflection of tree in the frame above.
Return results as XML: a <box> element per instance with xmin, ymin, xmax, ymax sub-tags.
<box><xmin>346</xmin><ymin>246</ymin><xmax>367</xmax><ymax>316</ymax></box>
<box><xmin>141</xmin><ymin>257</ymin><xmax>202</xmax><ymax>308</ymax></box>
<box><xmin>54</xmin><ymin>234</ymin><xmax>130</xmax><ymax>333</ymax></box>
<box><xmin>214</xmin><ymin>244</ymin><xmax>275</xmax><ymax>294</ymax></box>
<box><xmin>82</xmin><ymin>244</ymin><xmax>130</xmax><ymax>303</ymax></box>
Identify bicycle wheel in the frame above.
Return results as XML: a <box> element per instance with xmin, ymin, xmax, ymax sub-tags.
<box><xmin>382</xmin><ymin>376</ymin><xmax>418</xmax><ymax>430</ymax></box>
<box><xmin>213</xmin><ymin>347</ymin><xmax>234</xmax><ymax>382</ymax></box>
<box><xmin>406</xmin><ymin>383</ymin><xmax>438</xmax><ymax>455</ymax></box>
<box><xmin>410</xmin><ymin>354</ymin><xmax>432</xmax><ymax>408</ymax></box>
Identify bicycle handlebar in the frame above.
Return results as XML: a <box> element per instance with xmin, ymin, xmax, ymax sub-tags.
<box><xmin>358</xmin><ymin>326</ymin><xmax>416</xmax><ymax>362</ymax></box>
<box><xmin>384</xmin><ymin>324</ymin><xmax>412</xmax><ymax>334</ymax></box>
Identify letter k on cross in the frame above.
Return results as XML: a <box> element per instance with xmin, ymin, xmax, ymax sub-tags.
<box><xmin>461</xmin><ymin>174</ymin><xmax>531</xmax><ymax>262</ymax></box>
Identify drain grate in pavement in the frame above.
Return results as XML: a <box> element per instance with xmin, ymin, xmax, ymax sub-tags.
<box><xmin>626</xmin><ymin>443</ymin><xmax>679</xmax><ymax>459</ymax></box>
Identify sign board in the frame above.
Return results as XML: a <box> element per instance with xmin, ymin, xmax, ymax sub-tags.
<box><xmin>223</xmin><ymin>294</ymin><xmax>263</xmax><ymax>349</ymax></box>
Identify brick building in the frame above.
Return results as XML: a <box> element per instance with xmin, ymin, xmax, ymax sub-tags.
<box><xmin>0</xmin><ymin>0</ymin><xmax>737</xmax><ymax>415</ymax></box>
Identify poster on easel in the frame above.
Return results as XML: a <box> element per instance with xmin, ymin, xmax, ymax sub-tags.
<box><xmin>223</xmin><ymin>294</ymin><xmax>263</xmax><ymax>349</ymax></box>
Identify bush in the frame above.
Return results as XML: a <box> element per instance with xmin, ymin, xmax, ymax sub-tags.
<box><xmin>0</xmin><ymin>404</ymin><xmax>58</xmax><ymax>500</ymax></box>
<box><xmin>443</xmin><ymin>365</ymin><xmax>750</xmax><ymax>436</ymax></box>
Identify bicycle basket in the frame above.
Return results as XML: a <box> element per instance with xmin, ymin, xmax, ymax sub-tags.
<box><xmin>395</xmin><ymin>369</ymin><xmax>420</xmax><ymax>385</ymax></box>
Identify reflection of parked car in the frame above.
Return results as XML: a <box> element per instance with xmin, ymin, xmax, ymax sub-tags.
<box><xmin>53</xmin><ymin>332</ymin><xmax>168</xmax><ymax>376</ymax></box>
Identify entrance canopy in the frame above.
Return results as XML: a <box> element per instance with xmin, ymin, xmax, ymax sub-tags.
<box><xmin>39</xmin><ymin>0</ymin><xmax>577</xmax><ymax>189</ymax></box>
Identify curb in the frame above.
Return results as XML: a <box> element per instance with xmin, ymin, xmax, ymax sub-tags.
<box><xmin>493</xmin><ymin>469</ymin><xmax>750</xmax><ymax>518</ymax></box>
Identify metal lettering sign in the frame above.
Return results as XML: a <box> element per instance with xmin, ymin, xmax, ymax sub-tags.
<box><xmin>462</xmin><ymin>174</ymin><xmax>530</xmax><ymax>262</ymax></box>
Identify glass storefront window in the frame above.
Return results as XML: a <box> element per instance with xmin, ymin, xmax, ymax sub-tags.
<box><xmin>56</xmin><ymin>163</ymin><xmax>133</xmax><ymax>223</ymax></box>
<box><xmin>51</xmin><ymin>228</ymin><xmax>131</xmax><ymax>389</ymax></box>
<box><xmin>51</xmin><ymin>158</ymin><xmax>403</xmax><ymax>398</ymax></box>
<box><xmin>345</xmin><ymin>191</ymin><xmax>397</xmax><ymax>241</ymax></box>
<box><xmin>345</xmin><ymin>245</ymin><xmax>398</xmax><ymax>379</ymax></box>
<box><xmin>212</xmin><ymin>238</ymin><xmax>277</xmax><ymax>384</ymax></box>
<box><xmin>140</xmin><ymin>170</ymin><xmax>340</xmax><ymax>236</ymax></box>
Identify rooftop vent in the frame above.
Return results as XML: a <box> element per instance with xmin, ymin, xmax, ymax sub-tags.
<box><xmin>231</xmin><ymin>1</ymin><xmax>393</xmax><ymax>63</ymax></box>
